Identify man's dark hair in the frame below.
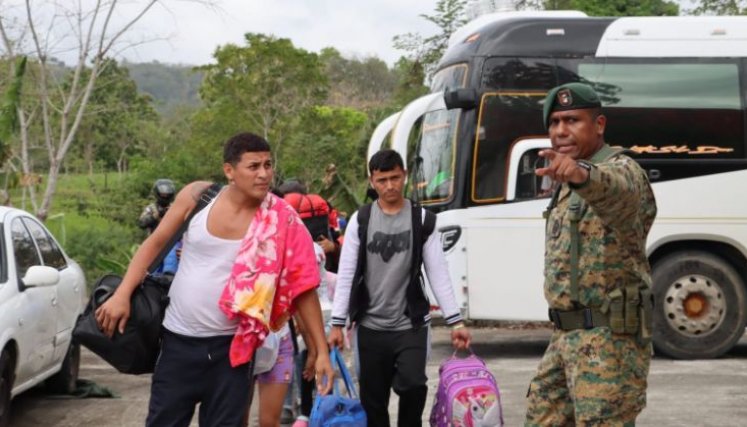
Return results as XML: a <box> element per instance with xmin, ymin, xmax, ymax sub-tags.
<box><xmin>368</xmin><ymin>149</ymin><xmax>405</xmax><ymax>175</ymax></box>
<box><xmin>223</xmin><ymin>132</ymin><xmax>271</xmax><ymax>165</ymax></box>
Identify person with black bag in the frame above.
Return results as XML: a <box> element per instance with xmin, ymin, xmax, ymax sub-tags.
<box><xmin>95</xmin><ymin>132</ymin><xmax>333</xmax><ymax>427</ymax></box>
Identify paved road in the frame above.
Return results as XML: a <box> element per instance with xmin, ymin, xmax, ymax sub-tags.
<box><xmin>9</xmin><ymin>326</ymin><xmax>747</xmax><ymax>426</ymax></box>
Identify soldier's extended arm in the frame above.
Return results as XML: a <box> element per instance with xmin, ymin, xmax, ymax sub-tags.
<box><xmin>572</xmin><ymin>156</ymin><xmax>650</xmax><ymax>227</ymax></box>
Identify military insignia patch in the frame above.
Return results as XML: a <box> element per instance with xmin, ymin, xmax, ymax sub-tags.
<box><xmin>557</xmin><ymin>89</ymin><xmax>572</xmax><ymax>107</ymax></box>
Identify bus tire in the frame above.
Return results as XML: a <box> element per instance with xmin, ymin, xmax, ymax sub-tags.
<box><xmin>652</xmin><ymin>251</ymin><xmax>747</xmax><ymax>359</ymax></box>
<box><xmin>0</xmin><ymin>349</ymin><xmax>12</xmax><ymax>427</ymax></box>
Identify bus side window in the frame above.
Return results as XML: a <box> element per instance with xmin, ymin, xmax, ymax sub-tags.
<box><xmin>516</xmin><ymin>149</ymin><xmax>554</xmax><ymax>200</ymax></box>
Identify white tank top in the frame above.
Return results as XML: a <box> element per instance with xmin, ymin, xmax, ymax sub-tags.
<box><xmin>163</xmin><ymin>190</ymin><xmax>242</xmax><ymax>337</ymax></box>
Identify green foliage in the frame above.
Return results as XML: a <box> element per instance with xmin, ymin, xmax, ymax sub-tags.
<box><xmin>516</xmin><ymin>0</ymin><xmax>679</xmax><ymax>15</ymax></box>
<box><xmin>97</xmin><ymin>244</ymin><xmax>139</xmax><ymax>276</ymax></box>
<box><xmin>689</xmin><ymin>0</ymin><xmax>747</xmax><ymax>14</ymax></box>
<box><xmin>68</xmin><ymin>59</ymin><xmax>160</xmax><ymax>174</ymax></box>
<box><xmin>196</xmin><ymin>33</ymin><xmax>328</xmax><ymax>171</ymax></box>
<box><xmin>320</xmin><ymin>48</ymin><xmax>399</xmax><ymax>110</ymax></box>
<box><xmin>393</xmin><ymin>0</ymin><xmax>468</xmax><ymax>77</ymax></box>
<box><xmin>282</xmin><ymin>106</ymin><xmax>369</xmax><ymax>211</ymax></box>
<box><xmin>391</xmin><ymin>57</ymin><xmax>430</xmax><ymax>108</ymax></box>
<box><xmin>0</xmin><ymin>57</ymin><xmax>27</xmax><ymax>162</ymax></box>
<box><xmin>33</xmin><ymin>172</ymin><xmax>150</xmax><ymax>286</ymax></box>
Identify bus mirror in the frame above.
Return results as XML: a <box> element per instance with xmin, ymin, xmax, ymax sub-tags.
<box><xmin>443</xmin><ymin>88</ymin><xmax>479</xmax><ymax>110</ymax></box>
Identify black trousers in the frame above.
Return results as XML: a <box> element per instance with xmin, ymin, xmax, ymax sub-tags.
<box><xmin>146</xmin><ymin>330</ymin><xmax>253</xmax><ymax>427</ymax></box>
<box><xmin>357</xmin><ymin>325</ymin><xmax>429</xmax><ymax>427</ymax></box>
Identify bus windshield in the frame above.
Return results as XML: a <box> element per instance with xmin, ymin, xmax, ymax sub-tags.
<box><xmin>410</xmin><ymin>64</ymin><xmax>468</xmax><ymax>204</ymax></box>
<box><xmin>411</xmin><ymin>109</ymin><xmax>460</xmax><ymax>203</ymax></box>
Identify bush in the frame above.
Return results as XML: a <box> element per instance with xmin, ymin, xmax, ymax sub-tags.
<box><xmin>46</xmin><ymin>208</ymin><xmax>141</xmax><ymax>289</ymax></box>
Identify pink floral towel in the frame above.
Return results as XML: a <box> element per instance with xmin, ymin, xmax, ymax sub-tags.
<box><xmin>219</xmin><ymin>193</ymin><xmax>319</xmax><ymax>367</ymax></box>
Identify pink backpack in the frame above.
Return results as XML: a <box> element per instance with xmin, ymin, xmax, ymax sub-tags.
<box><xmin>430</xmin><ymin>353</ymin><xmax>503</xmax><ymax>427</ymax></box>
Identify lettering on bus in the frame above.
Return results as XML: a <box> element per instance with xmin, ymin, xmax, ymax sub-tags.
<box><xmin>628</xmin><ymin>145</ymin><xmax>735</xmax><ymax>155</ymax></box>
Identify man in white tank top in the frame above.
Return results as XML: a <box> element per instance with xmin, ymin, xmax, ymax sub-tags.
<box><xmin>95</xmin><ymin>132</ymin><xmax>332</xmax><ymax>427</ymax></box>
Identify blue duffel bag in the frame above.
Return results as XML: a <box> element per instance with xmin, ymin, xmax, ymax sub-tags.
<box><xmin>310</xmin><ymin>348</ymin><xmax>367</xmax><ymax>427</ymax></box>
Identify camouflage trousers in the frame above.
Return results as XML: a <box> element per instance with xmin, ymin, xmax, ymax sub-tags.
<box><xmin>525</xmin><ymin>327</ymin><xmax>651</xmax><ymax>427</ymax></box>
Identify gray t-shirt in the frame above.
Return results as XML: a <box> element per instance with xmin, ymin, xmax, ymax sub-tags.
<box><xmin>360</xmin><ymin>200</ymin><xmax>413</xmax><ymax>331</ymax></box>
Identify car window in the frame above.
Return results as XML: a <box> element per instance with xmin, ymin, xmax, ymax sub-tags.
<box><xmin>22</xmin><ymin>218</ymin><xmax>67</xmax><ymax>270</ymax></box>
<box><xmin>11</xmin><ymin>218</ymin><xmax>42</xmax><ymax>277</ymax></box>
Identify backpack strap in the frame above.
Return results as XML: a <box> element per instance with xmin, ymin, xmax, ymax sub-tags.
<box><xmin>344</xmin><ymin>203</ymin><xmax>373</xmax><ymax>323</ymax></box>
<box><xmin>568</xmin><ymin>144</ymin><xmax>625</xmax><ymax>305</ymax></box>
<box><xmin>355</xmin><ymin>203</ymin><xmax>373</xmax><ymax>285</ymax></box>
<box><xmin>147</xmin><ymin>183</ymin><xmax>222</xmax><ymax>273</ymax></box>
<box><xmin>422</xmin><ymin>209</ymin><xmax>437</xmax><ymax>245</ymax></box>
<box><xmin>357</xmin><ymin>203</ymin><xmax>372</xmax><ymax>243</ymax></box>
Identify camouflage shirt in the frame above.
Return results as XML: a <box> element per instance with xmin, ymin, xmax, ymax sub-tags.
<box><xmin>544</xmin><ymin>151</ymin><xmax>657</xmax><ymax>310</ymax></box>
<box><xmin>138</xmin><ymin>202</ymin><xmax>166</xmax><ymax>232</ymax></box>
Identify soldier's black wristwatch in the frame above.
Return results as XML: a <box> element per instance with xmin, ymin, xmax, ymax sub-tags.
<box><xmin>575</xmin><ymin>160</ymin><xmax>592</xmax><ymax>186</ymax></box>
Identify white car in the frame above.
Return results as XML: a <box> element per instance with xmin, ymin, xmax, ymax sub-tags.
<box><xmin>0</xmin><ymin>207</ymin><xmax>86</xmax><ymax>426</ymax></box>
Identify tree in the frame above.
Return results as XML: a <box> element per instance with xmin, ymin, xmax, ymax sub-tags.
<box><xmin>196</xmin><ymin>33</ymin><xmax>328</xmax><ymax>175</ymax></box>
<box><xmin>689</xmin><ymin>0</ymin><xmax>747</xmax><ymax>14</ymax></box>
<box><xmin>391</xmin><ymin>57</ymin><xmax>430</xmax><ymax>109</ymax></box>
<box><xmin>282</xmin><ymin>106</ymin><xmax>369</xmax><ymax>211</ymax></box>
<box><xmin>393</xmin><ymin>0</ymin><xmax>468</xmax><ymax>79</ymax></box>
<box><xmin>516</xmin><ymin>0</ymin><xmax>679</xmax><ymax>15</ymax></box>
<box><xmin>0</xmin><ymin>56</ymin><xmax>26</xmax><ymax>164</ymax></box>
<box><xmin>0</xmin><ymin>0</ymin><xmax>212</xmax><ymax>219</ymax></box>
<box><xmin>319</xmin><ymin>48</ymin><xmax>398</xmax><ymax>110</ymax></box>
<box><xmin>71</xmin><ymin>59</ymin><xmax>158</xmax><ymax>175</ymax></box>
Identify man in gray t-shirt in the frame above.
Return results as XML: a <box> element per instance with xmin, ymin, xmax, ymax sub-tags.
<box><xmin>362</xmin><ymin>198</ymin><xmax>413</xmax><ymax>331</ymax></box>
<box><xmin>329</xmin><ymin>149</ymin><xmax>471</xmax><ymax>427</ymax></box>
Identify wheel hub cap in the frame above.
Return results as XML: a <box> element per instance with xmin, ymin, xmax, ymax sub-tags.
<box><xmin>664</xmin><ymin>274</ymin><xmax>726</xmax><ymax>337</ymax></box>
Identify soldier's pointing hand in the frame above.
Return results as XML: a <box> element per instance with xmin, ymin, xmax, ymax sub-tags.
<box><xmin>535</xmin><ymin>149</ymin><xmax>589</xmax><ymax>185</ymax></box>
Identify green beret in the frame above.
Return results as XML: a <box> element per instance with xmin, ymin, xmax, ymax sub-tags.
<box><xmin>542</xmin><ymin>82</ymin><xmax>601</xmax><ymax>129</ymax></box>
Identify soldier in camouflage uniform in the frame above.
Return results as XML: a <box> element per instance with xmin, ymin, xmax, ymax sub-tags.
<box><xmin>525</xmin><ymin>83</ymin><xmax>657</xmax><ymax>426</ymax></box>
<box><xmin>138</xmin><ymin>179</ymin><xmax>176</xmax><ymax>234</ymax></box>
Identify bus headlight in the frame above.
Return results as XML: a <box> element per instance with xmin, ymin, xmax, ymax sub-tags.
<box><xmin>439</xmin><ymin>226</ymin><xmax>461</xmax><ymax>253</ymax></box>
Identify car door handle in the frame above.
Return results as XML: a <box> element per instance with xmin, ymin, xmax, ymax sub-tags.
<box><xmin>51</xmin><ymin>297</ymin><xmax>57</xmax><ymax>306</ymax></box>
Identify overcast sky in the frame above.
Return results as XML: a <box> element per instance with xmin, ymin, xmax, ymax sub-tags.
<box><xmin>106</xmin><ymin>0</ymin><xmax>442</xmax><ymax>66</ymax></box>
<box><xmin>4</xmin><ymin>1</ymin><xmax>702</xmax><ymax>67</ymax></box>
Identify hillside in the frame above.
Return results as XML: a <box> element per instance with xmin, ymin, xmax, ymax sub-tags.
<box><xmin>124</xmin><ymin>61</ymin><xmax>203</xmax><ymax>114</ymax></box>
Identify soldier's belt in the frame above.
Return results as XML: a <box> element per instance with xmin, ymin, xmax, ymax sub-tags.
<box><xmin>548</xmin><ymin>307</ymin><xmax>609</xmax><ymax>331</ymax></box>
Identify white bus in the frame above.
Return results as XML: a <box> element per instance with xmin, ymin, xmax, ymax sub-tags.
<box><xmin>369</xmin><ymin>12</ymin><xmax>747</xmax><ymax>359</ymax></box>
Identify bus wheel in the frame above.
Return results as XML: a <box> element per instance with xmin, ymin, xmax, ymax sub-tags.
<box><xmin>652</xmin><ymin>251</ymin><xmax>747</xmax><ymax>359</ymax></box>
